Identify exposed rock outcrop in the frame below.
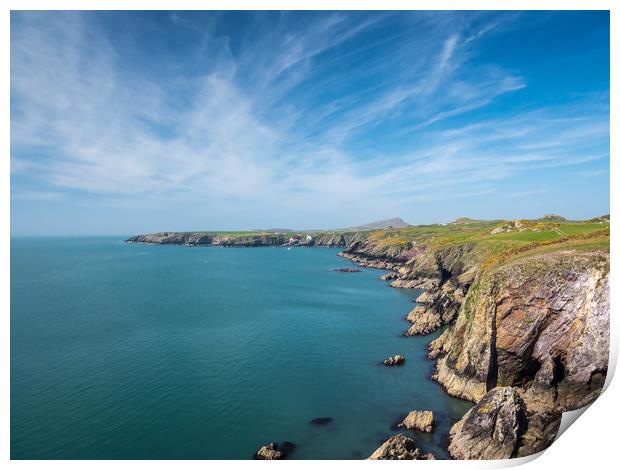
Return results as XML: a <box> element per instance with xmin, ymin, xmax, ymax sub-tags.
<box><xmin>255</xmin><ymin>441</ymin><xmax>296</xmax><ymax>460</ymax></box>
<box><xmin>368</xmin><ymin>435</ymin><xmax>429</xmax><ymax>460</ymax></box>
<box><xmin>380</xmin><ymin>272</ymin><xmax>398</xmax><ymax>281</ymax></box>
<box><xmin>405</xmin><ymin>306</ymin><xmax>442</xmax><ymax>336</ymax></box>
<box><xmin>398</xmin><ymin>410</ymin><xmax>434</xmax><ymax>432</ymax></box>
<box><xmin>383</xmin><ymin>355</ymin><xmax>405</xmax><ymax>366</ymax></box>
<box><xmin>404</xmin><ymin>269</ymin><xmax>476</xmax><ymax>336</ymax></box>
<box><xmin>448</xmin><ymin>387</ymin><xmax>525</xmax><ymax>459</ymax></box>
<box><xmin>448</xmin><ymin>386</ymin><xmax>561</xmax><ymax>459</ymax></box>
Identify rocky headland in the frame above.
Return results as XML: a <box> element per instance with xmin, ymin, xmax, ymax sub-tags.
<box><xmin>127</xmin><ymin>216</ymin><xmax>609</xmax><ymax>460</ymax></box>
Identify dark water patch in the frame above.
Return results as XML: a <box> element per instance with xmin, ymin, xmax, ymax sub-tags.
<box><xmin>310</xmin><ymin>417</ymin><xmax>333</xmax><ymax>426</ymax></box>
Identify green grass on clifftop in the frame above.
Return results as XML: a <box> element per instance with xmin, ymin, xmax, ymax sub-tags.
<box><xmin>140</xmin><ymin>216</ymin><xmax>609</xmax><ymax>270</ymax></box>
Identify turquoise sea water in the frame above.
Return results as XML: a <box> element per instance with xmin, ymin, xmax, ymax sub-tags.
<box><xmin>11</xmin><ymin>237</ymin><xmax>471</xmax><ymax>459</ymax></box>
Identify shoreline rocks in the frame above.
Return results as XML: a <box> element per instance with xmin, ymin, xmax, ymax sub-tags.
<box><xmin>448</xmin><ymin>387</ymin><xmax>525</xmax><ymax>460</ymax></box>
<box><xmin>404</xmin><ymin>309</ymin><xmax>442</xmax><ymax>336</ymax></box>
<box><xmin>398</xmin><ymin>410</ymin><xmax>434</xmax><ymax>432</ymax></box>
<box><xmin>368</xmin><ymin>435</ymin><xmax>427</xmax><ymax>460</ymax></box>
<box><xmin>383</xmin><ymin>355</ymin><xmax>405</xmax><ymax>366</ymax></box>
<box><xmin>255</xmin><ymin>441</ymin><xmax>296</xmax><ymax>460</ymax></box>
<box><xmin>380</xmin><ymin>272</ymin><xmax>398</xmax><ymax>281</ymax></box>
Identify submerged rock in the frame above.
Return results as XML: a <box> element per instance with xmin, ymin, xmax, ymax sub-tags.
<box><xmin>383</xmin><ymin>355</ymin><xmax>405</xmax><ymax>366</ymax></box>
<box><xmin>310</xmin><ymin>417</ymin><xmax>333</xmax><ymax>426</ymax></box>
<box><xmin>255</xmin><ymin>441</ymin><xmax>296</xmax><ymax>460</ymax></box>
<box><xmin>368</xmin><ymin>435</ymin><xmax>420</xmax><ymax>460</ymax></box>
<box><xmin>398</xmin><ymin>410</ymin><xmax>434</xmax><ymax>432</ymax></box>
<box><xmin>333</xmin><ymin>267</ymin><xmax>362</xmax><ymax>273</ymax></box>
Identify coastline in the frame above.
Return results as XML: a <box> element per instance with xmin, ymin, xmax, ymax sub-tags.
<box><xmin>124</xmin><ymin>218</ymin><xmax>610</xmax><ymax>460</ymax></box>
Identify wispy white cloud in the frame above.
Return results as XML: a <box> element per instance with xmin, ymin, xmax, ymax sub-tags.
<box><xmin>10</xmin><ymin>11</ymin><xmax>609</xmax><ymax>231</ymax></box>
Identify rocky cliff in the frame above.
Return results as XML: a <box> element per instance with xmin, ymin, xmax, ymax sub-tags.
<box><xmin>338</xmin><ymin>223</ymin><xmax>609</xmax><ymax>459</ymax></box>
<box><xmin>429</xmin><ymin>251</ymin><xmax>609</xmax><ymax>408</ymax></box>
<box><xmin>126</xmin><ymin>231</ymin><xmax>369</xmax><ymax>248</ymax></box>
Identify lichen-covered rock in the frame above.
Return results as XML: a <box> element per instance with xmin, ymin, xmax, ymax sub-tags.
<box><xmin>398</xmin><ymin>410</ymin><xmax>434</xmax><ymax>432</ymax></box>
<box><xmin>368</xmin><ymin>435</ymin><xmax>422</xmax><ymax>460</ymax></box>
<box><xmin>383</xmin><ymin>355</ymin><xmax>405</xmax><ymax>366</ymax></box>
<box><xmin>448</xmin><ymin>387</ymin><xmax>525</xmax><ymax>459</ymax></box>
<box><xmin>449</xmin><ymin>386</ymin><xmax>561</xmax><ymax>459</ymax></box>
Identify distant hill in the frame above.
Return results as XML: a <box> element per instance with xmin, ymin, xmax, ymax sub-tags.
<box><xmin>352</xmin><ymin>217</ymin><xmax>410</xmax><ymax>230</ymax></box>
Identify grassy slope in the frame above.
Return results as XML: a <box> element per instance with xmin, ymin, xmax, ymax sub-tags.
<box><xmin>148</xmin><ymin>217</ymin><xmax>609</xmax><ymax>269</ymax></box>
<box><xmin>355</xmin><ymin>218</ymin><xmax>609</xmax><ymax>270</ymax></box>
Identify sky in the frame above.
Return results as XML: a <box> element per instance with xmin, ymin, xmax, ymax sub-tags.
<box><xmin>10</xmin><ymin>11</ymin><xmax>610</xmax><ymax>235</ymax></box>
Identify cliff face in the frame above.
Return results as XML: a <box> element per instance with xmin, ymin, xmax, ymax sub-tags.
<box><xmin>429</xmin><ymin>251</ymin><xmax>609</xmax><ymax>411</ymax></box>
<box><xmin>341</xmin><ymin>237</ymin><xmax>609</xmax><ymax>459</ymax></box>
<box><xmin>126</xmin><ymin>231</ymin><xmax>369</xmax><ymax>248</ymax></box>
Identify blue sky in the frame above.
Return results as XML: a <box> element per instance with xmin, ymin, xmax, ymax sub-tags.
<box><xmin>11</xmin><ymin>11</ymin><xmax>609</xmax><ymax>235</ymax></box>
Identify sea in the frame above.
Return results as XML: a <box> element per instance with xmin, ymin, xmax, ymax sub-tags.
<box><xmin>11</xmin><ymin>237</ymin><xmax>471</xmax><ymax>459</ymax></box>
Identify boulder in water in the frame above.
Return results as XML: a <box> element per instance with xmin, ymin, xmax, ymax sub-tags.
<box><xmin>383</xmin><ymin>355</ymin><xmax>405</xmax><ymax>366</ymax></box>
<box><xmin>255</xmin><ymin>441</ymin><xmax>296</xmax><ymax>460</ymax></box>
